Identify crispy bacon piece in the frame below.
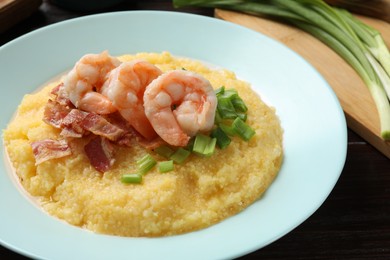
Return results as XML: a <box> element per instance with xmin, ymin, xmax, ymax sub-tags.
<box><xmin>31</xmin><ymin>139</ymin><xmax>72</xmax><ymax>165</ymax></box>
<box><xmin>51</xmin><ymin>83</ymin><xmax>72</xmax><ymax>106</ymax></box>
<box><xmin>81</xmin><ymin>113</ymin><xmax>125</xmax><ymax>141</ymax></box>
<box><xmin>105</xmin><ymin>112</ymin><xmax>165</xmax><ymax>149</ymax></box>
<box><xmin>84</xmin><ymin>136</ymin><xmax>115</xmax><ymax>173</ymax></box>
<box><xmin>43</xmin><ymin>100</ymin><xmax>71</xmax><ymax>128</ymax></box>
<box><xmin>60</xmin><ymin>109</ymin><xmax>89</xmax><ymax>138</ymax></box>
<box><xmin>104</xmin><ymin>112</ymin><xmax>137</xmax><ymax>145</ymax></box>
<box><xmin>105</xmin><ymin>112</ymin><xmax>135</xmax><ymax>132</ymax></box>
<box><xmin>39</xmin><ymin>85</ymin><xmax>165</xmax><ymax>171</ymax></box>
<box><xmin>46</xmin><ymin>106</ymin><xmax>125</xmax><ymax>141</ymax></box>
<box><xmin>50</xmin><ymin>83</ymin><xmax>62</xmax><ymax>96</ymax></box>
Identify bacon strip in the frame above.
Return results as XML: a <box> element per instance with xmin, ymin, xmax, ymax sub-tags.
<box><xmin>84</xmin><ymin>136</ymin><xmax>115</xmax><ymax>173</ymax></box>
<box><xmin>60</xmin><ymin>109</ymin><xmax>89</xmax><ymax>138</ymax></box>
<box><xmin>43</xmin><ymin>100</ymin><xmax>71</xmax><ymax>128</ymax></box>
<box><xmin>44</xmin><ymin>102</ymin><xmax>126</xmax><ymax>141</ymax></box>
<box><xmin>38</xmin><ymin>85</ymin><xmax>165</xmax><ymax>171</ymax></box>
<box><xmin>105</xmin><ymin>112</ymin><xmax>164</xmax><ymax>149</ymax></box>
<box><xmin>51</xmin><ymin>83</ymin><xmax>72</xmax><ymax>106</ymax></box>
<box><xmin>31</xmin><ymin>139</ymin><xmax>72</xmax><ymax>165</ymax></box>
<box><xmin>81</xmin><ymin>113</ymin><xmax>125</xmax><ymax>141</ymax></box>
<box><xmin>105</xmin><ymin>112</ymin><xmax>135</xmax><ymax>132</ymax></box>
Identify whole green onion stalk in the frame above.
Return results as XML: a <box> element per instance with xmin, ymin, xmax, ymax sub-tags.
<box><xmin>173</xmin><ymin>0</ymin><xmax>390</xmax><ymax>140</ymax></box>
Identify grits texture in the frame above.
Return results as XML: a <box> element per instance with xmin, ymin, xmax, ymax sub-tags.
<box><xmin>3</xmin><ymin>52</ymin><xmax>283</xmax><ymax>237</ymax></box>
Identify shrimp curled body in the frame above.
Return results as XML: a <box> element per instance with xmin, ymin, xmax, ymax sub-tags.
<box><xmin>102</xmin><ymin>60</ymin><xmax>162</xmax><ymax>140</ymax></box>
<box><xmin>144</xmin><ymin>70</ymin><xmax>217</xmax><ymax>147</ymax></box>
<box><xmin>63</xmin><ymin>51</ymin><xmax>120</xmax><ymax>114</ymax></box>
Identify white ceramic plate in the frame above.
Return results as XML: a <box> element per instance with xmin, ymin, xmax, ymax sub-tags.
<box><xmin>0</xmin><ymin>11</ymin><xmax>347</xmax><ymax>260</ymax></box>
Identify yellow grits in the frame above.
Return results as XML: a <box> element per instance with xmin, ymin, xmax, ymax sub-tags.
<box><xmin>3</xmin><ymin>52</ymin><xmax>283</xmax><ymax>237</ymax></box>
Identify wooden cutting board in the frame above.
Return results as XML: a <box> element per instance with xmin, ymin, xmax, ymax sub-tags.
<box><xmin>0</xmin><ymin>0</ymin><xmax>42</xmax><ymax>33</ymax></box>
<box><xmin>215</xmin><ymin>9</ymin><xmax>390</xmax><ymax>159</ymax></box>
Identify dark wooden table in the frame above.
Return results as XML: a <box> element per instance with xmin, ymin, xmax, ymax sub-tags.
<box><xmin>1</xmin><ymin>1</ymin><xmax>389</xmax><ymax>259</ymax></box>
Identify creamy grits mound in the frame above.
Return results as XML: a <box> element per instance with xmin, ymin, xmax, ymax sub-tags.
<box><xmin>3</xmin><ymin>52</ymin><xmax>283</xmax><ymax>237</ymax></box>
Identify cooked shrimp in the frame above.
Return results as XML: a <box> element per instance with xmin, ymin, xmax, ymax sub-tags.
<box><xmin>143</xmin><ymin>70</ymin><xmax>217</xmax><ymax>147</ymax></box>
<box><xmin>63</xmin><ymin>51</ymin><xmax>120</xmax><ymax>114</ymax></box>
<box><xmin>102</xmin><ymin>60</ymin><xmax>162</xmax><ymax>140</ymax></box>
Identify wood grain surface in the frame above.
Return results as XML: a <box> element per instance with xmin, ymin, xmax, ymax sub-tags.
<box><xmin>215</xmin><ymin>9</ymin><xmax>390</xmax><ymax>158</ymax></box>
<box><xmin>0</xmin><ymin>0</ymin><xmax>42</xmax><ymax>33</ymax></box>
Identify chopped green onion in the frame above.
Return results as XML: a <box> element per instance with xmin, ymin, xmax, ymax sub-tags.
<box><xmin>121</xmin><ymin>173</ymin><xmax>142</xmax><ymax>184</ymax></box>
<box><xmin>193</xmin><ymin>134</ymin><xmax>216</xmax><ymax>156</ymax></box>
<box><xmin>192</xmin><ymin>134</ymin><xmax>209</xmax><ymax>155</ymax></box>
<box><xmin>203</xmin><ymin>137</ymin><xmax>217</xmax><ymax>157</ymax></box>
<box><xmin>186</xmin><ymin>136</ymin><xmax>195</xmax><ymax>151</ymax></box>
<box><xmin>137</xmin><ymin>154</ymin><xmax>156</xmax><ymax>175</ymax></box>
<box><xmin>215</xmin><ymin>86</ymin><xmax>225</xmax><ymax>96</ymax></box>
<box><xmin>214</xmin><ymin>109</ymin><xmax>223</xmax><ymax>124</ymax></box>
<box><xmin>220</xmin><ymin>88</ymin><xmax>247</xmax><ymax>112</ymax></box>
<box><xmin>211</xmin><ymin>127</ymin><xmax>231</xmax><ymax>149</ymax></box>
<box><xmin>220</xmin><ymin>88</ymin><xmax>239</xmax><ymax>99</ymax></box>
<box><xmin>170</xmin><ymin>148</ymin><xmax>191</xmax><ymax>164</ymax></box>
<box><xmin>219</xmin><ymin>123</ymin><xmax>236</xmax><ymax>136</ymax></box>
<box><xmin>236</xmin><ymin>112</ymin><xmax>247</xmax><ymax>122</ymax></box>
<box><xmin>214</xmin><ymin>84</ymin><xmax>253</xmax><ymax>148</ymax></box>
<box><xmin>159</xmin><ymin>160</ymin><xmax>174</xmax><ymax>173</ymax></box>
<box><xmin>231</xmin><ymin>96</ymin><xmax>248</xmax><ymax>113</ymax></box>
<box><xmin>232</xmin><ymin>117</ymin><xmax>256</xmax><ymax>141</ymax></box>
<box><xmin>216</xmin><ymin>87</ymin><xmax>248</xmax><ymax>121</ymax></box>
<box><xmin>154</xmin><ymin>145</ymin><xmax>175</xmax><ymax>159</ymax></box>
<box><xmin>217</xmin><ymin>96</ymin><xmax>237</xmax><ymax>119</ymax></box>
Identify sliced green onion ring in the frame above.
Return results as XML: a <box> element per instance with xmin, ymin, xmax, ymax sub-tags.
<box><xmin>154</xmin><ymin>145</ymin><xmax>175</xmax><ymax>159</ymax></box>
<box><xmin>232</xmin><ymin>117</ymin><xmax>256</xmax><ymax>141</ymax></box>
<box><xmin>211</xmin><ymin>127</ymin><xmax>231</xmax><ymax>149</ymax></box>
<box><xmin>137</xmin><ymin>154</ymin><xmax>157</xmax><ymax>175</ymax></box>
<box><xmin>159</xmin><ymin>160</ymin><xmax>174</xmax><ymax>173</ymax></box>
<box><xmin>170</xmin><ymin>148</ymin><xmax>191</xmax><ymax>164</ymax></box>
<box><xmin>121</xmin><ymin>173</ymin><xmax>142</xmax><ymax>184</ymax></box>
<box><xmin>193</xmin><ymin>134</ymin><xmax>217</xmax><ymax>156</ymax></box>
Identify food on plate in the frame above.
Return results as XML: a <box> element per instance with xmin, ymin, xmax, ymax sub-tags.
<box><xmin>63</xmin><ymin>51</ymin><xmax>120</xmax><ymax>114</ymax></box>
<box><xmin>144</xmin><ymin>70</ymin><xmax>217</xmax><ymax>147</ymax></box>
<box><xmin>3</xmin><ymin>51</ymin><xmax>283</xmax><ymax>237</ymax></box>
<box><xmin>101</xmin><ymin>59</ymin><xmax>162</xmax><ymax>140</ymax></box>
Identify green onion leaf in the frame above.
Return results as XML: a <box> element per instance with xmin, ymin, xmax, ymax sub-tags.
<box><xmin>214</xmin><ymin>109</ymin><xmax>223</xmax><ymax>124</ymax></box>
<box><xmin>219</xmin><ymin>123</ymin><xmax>236</xmax><ymax>136</ymax></box>
<box><xmin>170</xmin><ymin>148</ymin><xmax>191</xmax><ymax>164</ymax></box>
<box><xmin>203</xmin><ymin>137</ymin><xmax>217</xmax><ymax>157</ymax></box>
<box><xmin>231</xmin><ymin>96</ymin><xmax>248</xmax><ymax>113</ymax></box>
<box><xmin>154</xmin><ymin>145</ymin><xmax>175</xmax><ymax>159</ymax></box>
<box><xmin>217</xmin><ymin>96</ymin><xmax>237</xmax><ymax>119</ymax></box>
<box><xmin>215</xmin><ymin>86</ymin><xmax>225</xmax><ymax>96</ymax></box>
<box><xmin>236</xmin><ymin>112</ymin><xmax>247</xmax><ymax>122</ymax></box>
<box><xmin>185</xmin><ymin>137</ymin><xmax>195</xmax><ymax>151</ymax></box>
<box><xmin>221</xmin><ymin>88</ymin><xmax>239</xmax><ymax>99</ymax></box>
<box><xmin>193</xmin><ymin>134</ymin><xmax>216</xmax><ymax>156</ymax></box>
<box><xmin>216</xmin><ymin>87</ymin><xmax>248</xmax><ymax>121</ymax></box>
<box><xmin>232</xmin><ymin>117</ymin><xmax>256</xmax><ymax>141</ymax></box>
<box><xmin>137</xmin><ymin>154</ymin><xmax>157</xmax><ymax>175</ymax></box>
<box><xmin>121</xmin><ymin>173</ymin><xmax>142</xmax><ymax>184</ymax></box>
<box><xmin>193</xmin><ymin>134</ymin><xmax>209</xmax><ymax>155</ymax></box>
<box><xmin>211</xmin><ymin>127</ymin><xmax>231</xmax><ymax>149</ymax></box>
<box><xmin>159</xmin><ymin>160</ymin><xmax>174</xmax><ymax>173</ymax></box>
